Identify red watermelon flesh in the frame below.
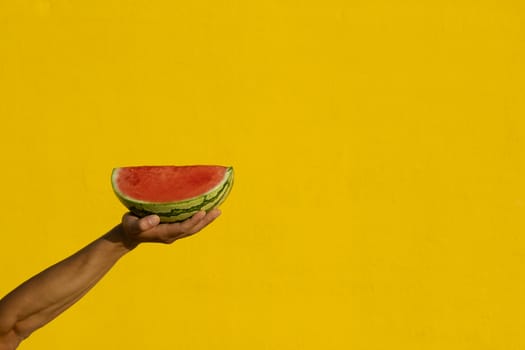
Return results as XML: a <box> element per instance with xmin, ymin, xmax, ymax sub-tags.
<box><xmin>115</xmin><ymin>165</ymin><xmax>229</xmax><ymax>203</ymax></box>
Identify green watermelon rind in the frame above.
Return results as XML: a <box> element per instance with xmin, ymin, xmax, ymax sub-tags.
<box><xmin>112</xmin><ymin>166</ymin><xmax>234</xmax><ymax>223</ymax></box>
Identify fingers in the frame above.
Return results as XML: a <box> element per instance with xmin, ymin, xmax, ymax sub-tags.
<box><xmin>154</xmin><ymin>209</ymin><xmax>222</xmax><ymax>243</ymax></box>
<box><xmin>190</xmin><ymin>208</ymin><xmax>221</xmax><ymax>233</ymax></box>
<box><xmin>176</xmin><ymin>208</ymin><xmax>222</xmax><ymax>239</ymax></box>
<box><xmin>179</xmin><ymin>210</ymin><xmax>207</xmax><ymax>231</ymax></box>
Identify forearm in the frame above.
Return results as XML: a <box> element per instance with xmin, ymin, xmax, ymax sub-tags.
<box><xmin>0</xmin><ymin>225</ymin><xmax>131</xmax><ymax>346</ymax></box>
<box><xmin>0</xmin><ymin>209</ymin><xmax>220</xmax><ymax>350</ymax></box>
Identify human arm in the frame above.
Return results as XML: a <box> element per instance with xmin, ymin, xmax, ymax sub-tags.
<box><xmin>0</xmin><ymin>209</ymin><xmax>220</xmax><ymax>350</ymax></box>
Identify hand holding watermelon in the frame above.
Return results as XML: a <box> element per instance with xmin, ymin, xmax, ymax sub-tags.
<box><xmin>0</xmin><ymin>166</ymin><xmax>231</xmax><ymax>350</ymax></box>
<box><xmin>0</xmin><ymin>210</ymin><xmax>223</xmax><ymax>350</ymax></box>
<box><xmin>117</xmin><ymin>208</ymin><xmax>221</xmax><ymax>248</ymax></box>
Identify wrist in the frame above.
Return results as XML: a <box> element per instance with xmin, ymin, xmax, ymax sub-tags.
<box><xmin>104</xmin><ymin>224</ymin><xmax>140</xmax><ymax>252</ymax></box>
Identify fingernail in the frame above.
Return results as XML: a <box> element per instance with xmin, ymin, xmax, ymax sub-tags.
<box><xmin>148</xmin><ymin>216</ymin><xmax>160</xmax><ymax>226</ymax></box>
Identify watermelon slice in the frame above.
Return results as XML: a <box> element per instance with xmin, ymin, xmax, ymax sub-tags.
<box><xmin>112</xmin><ymin>165</ymin><xmax>234</xmax><ymax>222</ymax></box>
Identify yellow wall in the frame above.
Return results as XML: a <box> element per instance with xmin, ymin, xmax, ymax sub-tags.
<box><xmin>1</xmin><ymin>0</ymin><xmax>524</xmax><ymax>349</ymax></box>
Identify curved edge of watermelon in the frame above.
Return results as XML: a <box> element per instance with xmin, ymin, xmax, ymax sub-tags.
<box><xmin>112</xmin><ymin>166</ymin><xmax>234</xmax><ymax>223</ymax></box>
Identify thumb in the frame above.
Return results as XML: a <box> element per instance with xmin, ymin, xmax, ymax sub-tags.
<box><xmin>138</xmin><ymin>215</ymin><xmax>161</xmax><ymax>232</ymax></box>
<box><xmin>123</xmin><ymin>213</ymin><xmax>160</xmax><ymax>234</ymax></box>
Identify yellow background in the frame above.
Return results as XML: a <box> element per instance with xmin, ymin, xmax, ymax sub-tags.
<box><xmin>1</xmin><ymin>0</ymin><xmax>524</xmax><ymax>349</ymax></box>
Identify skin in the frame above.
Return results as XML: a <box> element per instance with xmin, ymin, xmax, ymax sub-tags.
<box><xmin>0</xmin><ymin>209</ymin><xmax>221</xmax><ymax>350</ymax></box>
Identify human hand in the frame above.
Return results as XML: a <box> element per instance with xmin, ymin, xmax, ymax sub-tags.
<box><xmin>118</xmin><ymin>209</ymin><xmax>221</xmax><ymax>248</ymax></box>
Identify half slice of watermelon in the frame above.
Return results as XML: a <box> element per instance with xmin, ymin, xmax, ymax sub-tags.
<box><xmin>112</xmin><ymin>165</ymin><xmax>234</xmax><ymax>222</ymax></box>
